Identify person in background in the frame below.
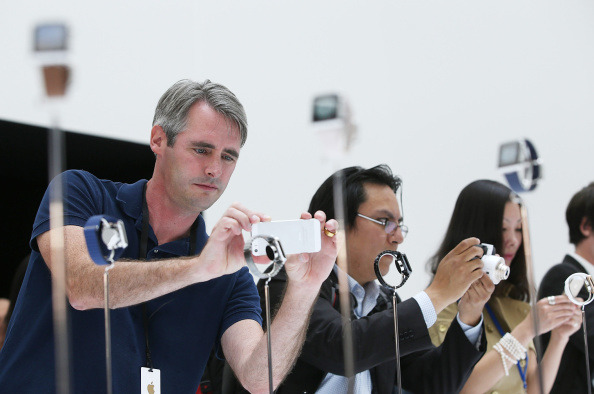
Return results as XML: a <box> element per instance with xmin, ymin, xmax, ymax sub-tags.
<box><xmin>538</xmin><ymin>182</ymin><xmax>594</xmax><ymax>393</ymax></box>
<box><xmin>428</xmin><ymin>179</ymin><xmax>581</xmax><ymax>393</ymax></box>
<box><xmin>0</xmin><ymin>254</ymin><xmax>29</xmax><ymax>352</ymax></box>
<box><xmin>0</xmin><ymin>298</ymin><xmax>8</xmax><ymax>350</ymax></box>
<box><xmin>222</xmin><ymin>164</ymin><xmax>490</xmax><ymax>393</ymax></box>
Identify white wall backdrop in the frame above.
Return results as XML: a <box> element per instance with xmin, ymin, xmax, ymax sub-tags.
<box><xmin>2</xmin><ymin>1</ymin><xmax>593</xmax><ymax>299</ymax></box>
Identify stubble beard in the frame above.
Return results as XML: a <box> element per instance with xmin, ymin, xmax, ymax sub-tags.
<box><xmin>185</xmin><ymin>179</ymin><xmax>226</xmax><ymax>214</ymax></box>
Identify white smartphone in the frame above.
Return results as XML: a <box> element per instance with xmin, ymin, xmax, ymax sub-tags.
<box><xmin>251</xmin><ymin>219</ymin><xmax>321</xmax><ymax>256</ymax></box>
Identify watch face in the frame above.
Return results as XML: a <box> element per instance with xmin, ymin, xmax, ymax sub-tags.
<box><xmin>34</xmin><ymin>24</ymin><xmax>68</xmax><ymax>51</ymax></box>
<box><xmin>498</xmin><ymin>141</ymin><xmax>520</xmax><ymax>167</ymax></box>
<box><xmin>313</xmin><ymin>94</ymin><xmax>339</xmax><ymax>122</ymax></box>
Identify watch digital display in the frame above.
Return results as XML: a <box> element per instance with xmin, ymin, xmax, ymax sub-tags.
<box><xmin>34</xmin><ymin>24</ymin><xmax>68</xmax><ymax>51</ymax></box>
<box><xmin>313</xmin><ymin>94</ymin><xmax>339</xmax><ymax>122</ymax></box>
<box><xmin>498</xmin><ymin>141</ymin><xmax>520</xmax><ymax>167</ymax></box>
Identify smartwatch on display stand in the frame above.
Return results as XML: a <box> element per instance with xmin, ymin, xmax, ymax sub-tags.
<box><xmin>84</xmin><ymin>216</ymin><xmax>129</xmax><ymax>265</ymax></box>
<box><xmin>498</xmin><ymin>139</ymin><xmax>542</xmax><ymax>193</ymax></box>
<box><xmin>312</xmin><ymin>93</ymin><xmax>357</xmax><ymax>160</ymax></box>
<box><xmin>374</xmin><ymin>250</ymin><xmax>413</xmax><ymax>394</ymax></box>
<box><xmin>34</xmin><ymin>23</ymin><xmax>70</xmax><ymax>97</ymax></box>
<box><xmin>244</xmin><ymin>235</ymin><xmax>287</xmax><ymax>394</ymax></box>
<box><xmin>35</xmin><ymin>22</ymin><xmax>72</xmax><ymax>394</ymax></box>
<box><xmin>84</xmin><ymin>215</ymin><xmax>129</xmax><ymax>394</ymax></box>
<box><xmin>498</xmin><ymin>138</ymin><xmax>545</xmax><ymax>390</ymax></box>
<box><xmin>312</xmin><ymin>93</ymin><xmax>359</xmax><ymax>389</ymax></box>
<box><xmin>564</xmin><ymin>273</ymin><xmax>594</xmax><ymax>394</ymax></box>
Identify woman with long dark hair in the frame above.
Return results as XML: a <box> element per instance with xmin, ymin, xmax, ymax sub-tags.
<box><xmin>428</xmin><ymin>180</ymin><xmax>581</xmax><ymax>393</ymax></box>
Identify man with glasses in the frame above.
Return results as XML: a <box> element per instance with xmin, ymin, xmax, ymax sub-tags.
<box><xmin>221</xmin><ymin>164</ymin><xmax>492</xmax><ymax>393</ymax></box>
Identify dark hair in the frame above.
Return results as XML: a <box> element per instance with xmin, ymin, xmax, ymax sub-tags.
<box><xmin>566</xmin><ymin>182</ymin><xmax>594</xmax><ymax>245</ymax></box>
<box><xmin>427</xmin><ymin>180</ymin><xmax>529</xmax><ymax>301</ymax></box>
<box><xmin>308</xmin><ymin>164</ymin><xmax>402</xmax><ymax>229</ymax></box>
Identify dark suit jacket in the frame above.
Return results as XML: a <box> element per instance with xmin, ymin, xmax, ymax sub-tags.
<box><xmin>253</xmin><ymin>267</ymin><xmax>486</xmax><ymax>393</ymax></box>
<box><xmin>538</xmin><ymin>254</ymin><xmax>594</xmax><ymax>393</ymax></box>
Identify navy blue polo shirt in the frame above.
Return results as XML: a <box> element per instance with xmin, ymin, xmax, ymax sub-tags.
<box><xmin>0</xmin><ymin>170</ymin><xmax>262</xmax><ymax>393</ymax></box>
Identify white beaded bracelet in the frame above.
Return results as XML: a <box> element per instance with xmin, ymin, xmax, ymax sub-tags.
<box><xmin>500</xmin><ymin>333</ymin><xmax>527</xmax><ymax>361</ymax></box>
<box><xmin>493</xmin><ymin>342</ymin><xmax>517</xmax><ymax>376</ymax></box>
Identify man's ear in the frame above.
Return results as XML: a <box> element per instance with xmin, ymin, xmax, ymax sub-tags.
<box><xmin>150</xmin><ymin>125</ymin><xmax>166</xmax><ymax>156</ymax></box>
<box><xmin>580</xmin><ymin>217</ymin><xmax>592</xmax><ymax>237</ymax></box>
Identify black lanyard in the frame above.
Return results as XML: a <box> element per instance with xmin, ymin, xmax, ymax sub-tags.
<box><xmin>140</xmin><ymin>183</ymin><xmax>199</xmax><ymax>370</ymax></box>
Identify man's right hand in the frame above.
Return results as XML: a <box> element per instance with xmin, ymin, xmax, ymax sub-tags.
<box><xmin>425</xmin><ymin>238</ymin><xmax>485</xmax><ymax>314</ymax></box>
<box><xmin>40</xmin><ymin>202</ymin><xmax>271</xmax><ymax>311</ymax></box>
<box><xmin>193</xmin><ymin>202</ymin><xmax>270</xmax><ymax>282</ymax></box>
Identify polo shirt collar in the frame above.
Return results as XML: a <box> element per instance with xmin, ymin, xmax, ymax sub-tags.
<box><xmin>114</xmin><ymin>178</ymin><xmax>208</xmax><ymax>257</ymax></box>
<box><xmin>115</xmin><ymin>178</ymin><xmax>147</xmax><ymax>222</ymax></box>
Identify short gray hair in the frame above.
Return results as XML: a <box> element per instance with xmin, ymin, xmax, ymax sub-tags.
<box><xmin>152</xmin><ymin>79</ymin><xmax>248</xmax><ymax>147</ymax></box>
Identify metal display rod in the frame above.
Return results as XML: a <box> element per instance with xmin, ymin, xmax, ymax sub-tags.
<box><xmin>245</xmin><ymin>235</ymin><xmax>287</xmax><ymax>394</ymax></box>
<box><xmin>34</xmin><ymin>22</ymin><xmax>72</xmax><ymax>394</ymax></box>
<box><xmin>84</xmin><ymin>215</ymin><xmax>129</xmax><ymax>394</ymax></box>
<box><xmin>564</xmin><ymin>272</ymin><xmax>594</xmax><ymax>394</ymax></box>
<box><xmin>374</xmin><ymin>250</ymin><xmax>412</xmax><ymax>394</ymax></box>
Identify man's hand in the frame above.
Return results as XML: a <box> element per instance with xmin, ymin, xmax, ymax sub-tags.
<box><xmin>39</xmin><ymin>202</ymin><xmax>272</xmax><ymax>311</ymax></box>
<box><xmin>458</xmin><ymin>274</ymin><xmax>495</xmax><ymax>326</ymax></box>
<box><xmin>222</xmin><ymin>210</ymin><xmax>338</xmax><ymax>393</ymax></box>
<box><xmin>283</xmin><ymin>211</ymin><xmax>339</xmax><ymax>291</ymax></box>
<box><xmin>425</xmin><ymin>238</ymin><xmax>484</xmax><ymax>314</ymax></box>
<box><xmin>195</xmin><ymin>202</ymin><xmax>270</xmax><ymax>282</ymax></box>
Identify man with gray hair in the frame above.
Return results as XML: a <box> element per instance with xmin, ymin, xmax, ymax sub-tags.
<box><xmin>0</xmin><ymin>79</ymin><xmax>338</xmax><ymax>393</ymax></box>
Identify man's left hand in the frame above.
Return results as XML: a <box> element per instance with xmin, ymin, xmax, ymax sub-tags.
<box><xmin>283</xmin><ymin>211</ymin><xmax>338</xmax><ymax>291</ymax></box>
<box><xmin>458</xmin><ymin>273</ymin><xmax>495</xmax><ymax>326</ymax></box>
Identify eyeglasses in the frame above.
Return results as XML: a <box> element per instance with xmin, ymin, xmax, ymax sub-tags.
<box><xmin>357</xmin><ymin>213</ymin><xmax>409</xmax><ymax>238</ymax></box>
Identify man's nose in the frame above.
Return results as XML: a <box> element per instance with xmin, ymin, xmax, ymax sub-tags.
<box><xmin>388</xmin><ymin>227</ymin><xmax>404</xmax><ymax>245</ymax></box>
<box><xmin>205</xmin><ymin>157</ymin><xmax>222</xmax><ymax>178</ymax></box>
